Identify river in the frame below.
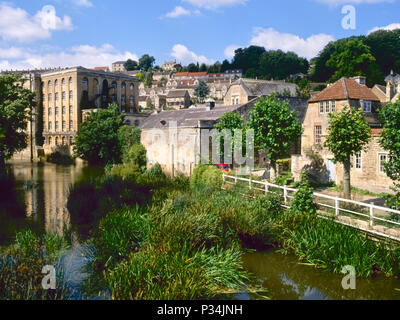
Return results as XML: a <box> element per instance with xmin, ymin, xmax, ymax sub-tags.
<box><xmin>1</xmin><ymin>162</ymin><xmax>400</xmax><ymax>300</ymax></box>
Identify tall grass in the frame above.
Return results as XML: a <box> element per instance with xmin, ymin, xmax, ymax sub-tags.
<box><xmin>0</xmin><ymin>230</ymin><xmax>71</xmax><ymax>300</ymax></box>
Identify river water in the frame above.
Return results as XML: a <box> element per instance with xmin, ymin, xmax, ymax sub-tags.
<box><xmin>2</xmin><ymin>162</ymin><xmax>400</xmax><ymax>300</ymax></box>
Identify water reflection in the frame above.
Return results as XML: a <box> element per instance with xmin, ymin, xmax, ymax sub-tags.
<box><xmin>241</xmin><ymin>250</ymin><xmax>400</xmax><ymax>300</ymax></box>
<box><xmin>0</xmin><ymin>161</ymin><xmax>103</xmax><ymax>246</ymax></box>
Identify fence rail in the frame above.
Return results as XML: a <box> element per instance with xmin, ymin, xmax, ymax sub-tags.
<box><xmin>222</xmin><ymin>174</ymin><xmax>400</xmax><ymax>242</ymax></box>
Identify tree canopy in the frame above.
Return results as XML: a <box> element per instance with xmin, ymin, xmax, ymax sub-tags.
<box><xmin>248</xmin><ymin>94</ymin><xmax>303</xmax><ymax>177</ymax></box>
<box><xmin>0</xmin><ymin>74</ymin><xmax>35</xmax><ymax>167</ymax></box>
<box><xmin>194</xmin><ymin>80</ymin><xmax>210</xmax><ymax>103</ymax></box>
<box><xmin>139</xmin><ymin>54</ymin><xmax>156</xmax><ymax>71</ymax></box>
<box><xmin>124</xmin><ymin>59</ymin><xmax>139</xmax><ymax>71</ymax></box>
<box><xmin>73</xmin><ymin>104</ymin><xmax>125</xmax><ymax>165</ymax></box>
<box><xmin>324</xmin><ymin>106</ymin><xmax>372</xmax><ymax>198</ymax></box>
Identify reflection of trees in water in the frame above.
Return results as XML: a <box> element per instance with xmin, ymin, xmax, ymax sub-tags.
<box><xmin>244</xmin><ymin>251</ymin><xmax>400</xmax><ymax>300</ymax></box>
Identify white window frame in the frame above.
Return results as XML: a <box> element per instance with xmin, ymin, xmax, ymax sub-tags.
<box><xmin>361</xmin><ymin>100</ymin><xmax>372</xmax><ymax>113</ymax></box>
<box><xmin>355</xmin><ymin>152</ymin><xmax>362</xmax><ymax>170</ymax></box>
<box><xmin>378</xmin><ymin>153</ymin><xmax>389</xmax><ymax>174</ymax></box>
<box><xmin>331</xmin><ymin>100</ymin><xmax>336</xmax><ymax>113</ymax></box>
<box><xmin>314</xmin><ymin>125</ymin><xmax>322</xmax><ymax>145</ymax></box>
<box><xmin>325</xmin><ymin>101</ymin><xmax>330</xmax><ymax>113</ymax></box>
<box><xmin>319</xmin><ymin>102</ymin><xmax>324</xmax><ymax>114</ymax></box>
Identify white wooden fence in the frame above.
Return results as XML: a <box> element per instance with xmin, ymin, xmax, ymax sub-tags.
<box><xmin>222</xmin><ymin>173</ymin><xmax>400</xmax><ymax>242</ymax></box>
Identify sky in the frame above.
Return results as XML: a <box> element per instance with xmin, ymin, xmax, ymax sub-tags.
<box><xmin>0</xmin><ymin>0</ymin><xmax>399</xmax><ymax>71</ymax></box>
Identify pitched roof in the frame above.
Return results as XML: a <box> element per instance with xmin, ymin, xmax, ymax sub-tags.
<box><xmin>309</xmin><ymin>78</ymin><xmax>380</xmax><ymax>102</ymax></box>
<box><xmin>167</xmin><ymin>90</ymin><xmax>189</xmax><ymax>98</ymax></box>
<box><xmin>236</xmin><ymin>79</ymin><xmax>298</xmax><ymax>97</ymax></box>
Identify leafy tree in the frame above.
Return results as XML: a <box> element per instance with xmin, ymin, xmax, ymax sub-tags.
<box><xmin>73</xmin><ymin>104</ymin><xmax>125</xmax><ymax>166</ymax></box>
<box><xmin>231</xmin><ymin>46</ymin><xmax>266</xmax><ymax>74</ymax></box>
<box><xmin>364</xmin><ymin>29</ymin><xmax>400</xmax><ymax>75</ymax></box>
<box><xmin>324</xmin><ymin>106</ymin><xmax>372</xmax><ymax>199</ymax></box>
<box><xmin>194</xmin><ymin>80</ymin><xmax>210</xmax><ymax>103</ymax></box>
<box><xmin>326</xmin><ymin>38</ymin><xmax>383</xmax><ymax>86</ymax></box>
<box><xmin>248</xmin><ymin>94</ymin><xmax>303</xmax><ymax>179</ymax></box>
<box><xmin>214</xmin><ymin>112</ymin><xmax>244</xmax><ymax>164</ymax></box>
<box><xmin>378</xmin><ymin>100</ymin><xmax>400</xmax><ymax>208</ymax></box>
<box><xmin>187</xmin><ymin>63</ymin><xmax>199</xmax><ymax>72</ymax></box>
<box><xmin>118</xmin><ymin>125</ymin><xmax>141</xmax><ymax>163</ymax></box>
<box><xmin>221</xmin><ymin>60</ymin><xmax>231</xmax><ymax>73</ymax></box>
<box><xmin>144</xmin><ymin>71</ymin><xmax>153</xmax><ymax>88</ymax></box>
<box><xmin>290</xmin><ymin>171</ymin><xmax>317</xmax><ymax>219</ymax></box>
<box><xmin>199</xmin><ymin>63</ymin><xmax>207</xmax><ymax>72</ymax></box>
<box><xmin>0</xmin><ymin>74</ymin><xmax>35</xmax><ymax>169</ymax></box>
<box><xmin>207</xmin><ymin>61</ymin><xmax>222</xmax><ymax>74</ymax></box>
<box><xmin>124</xmin><ymin>59</ymin><xmax>139</xmax><ymax>71</ymax></box>
<box><xmin>139</xmin><ymin>54</ymin><xmax>156</xmax><ymax>71</ymax></box>
<box><xmin>124</xmin><ymin>143</ymin><xmax>147</xmax><ymax>170</ymax></box>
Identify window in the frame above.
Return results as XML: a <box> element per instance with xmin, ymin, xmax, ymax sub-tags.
<box><xmin>355</xmin><ymin>152</ymin><xmax>362</xmax><ymax>169</ymax></box>
<box><xmin>82</xmin><ymin>77</ymin><xmax>88</xmax><ymax>86</ymax></box>
<box><xmin>62</xmin><ymin>91</ymin><xmax>66</xmax><ymax>101</ymax></box>
<box><xmin>331</xmin><ymin>101</ymin><xmax>336</xmax><ymax>112</ymax></box>
<box><xmin>48</xmin><ymin>137</ymin><xmax>52</xmax><ymax>146</ymax></box>
<box><xmin>62</xmin><ymin>137</ymin><xmax>66</xmax><ymax>146</ymax></box>
<box><xmin>48</xmin><ymin>108</ymin><xmax>52</xmax><ymax>116</ymax></box>
<box><xmin>69</xmin><ymin>91</ymin><xmax>73</xmax><ymax>100</ymax></box>
<box><xmin>122</xmin><ymin>82</ymin><xmax>126</xmax><ymax>90</ymax></box>
<box><xmin>62</xmin><ymin>106</ymin><xmax>66</xmax><ymax>115</ymax></box>
<box><xmin>112</xmin><ymin>94</ymin><xmax>117</xmax><ymax>103</ymax></box>
<box><xmin>62</xmin><ymin>121</ymin><xmax>66</xmax><ymax>132</ymax></box>
<box><xmin>69</xmin><ymin>136</ymin><xmax>73</xmax><ymax>145</ymax></box>
<box><xmin>48</xmin><ymin>93</ymin><xmax>52</xmax><ymax>102</ymax></box>
<box><xmin>48</xmin><ymin>122</ymin><xmax>52</xmax><ymax>131</ymax></box>
<box><xmin>130</xmin><ymin>83</ymin><xmax>134</xmax><ymax>91</ymax></box>
<box><xmin>69</xmin><ymin>106</ymin><xmax>73</xmax><ymax>115</ymax></box>
<box><xmin>48</xmin><ymin>81</ymin><xmax>52</xmax><ymax>89</ymax></box>
<box><xmin>55</xmin><ymin>121</ymin><xmax>59</xmax><ymax>131</ymax></box>
<box><xmin>325</xmin><ymin>101</ymin><xmax>330</xmax><ymax>113</ymax></box>
<box><xmin>319</xmin><ymin>102</ymin><xmax>324</xmax><ymax>114</ymax></box>
<box><xmin>314</xmin><ymin>125</ymin><xmax>322</xmax><ymax>144</ymax></box>
<box><xmin>361</xmin><ymin>100</ymin><xmax>372</xmax><ymax>113</ymax></box>
<box><xmin>55</xmin><ymin>80</ymin><xmax>58</xmax><ymax>89</ymax></box>
<box><xmin>55</xmin><ymin>92</ymin><xmax>59</xmax><ymax>101</ymax></box>
<box><xmin>130</xmin><ymin>96</ymin><xmax>134</xmax><ymax>105</ymax></box>
<box><xmin>55</xmin><ymin>107</ymin><xmax>59</xmax><ymax>116</ymax></box>
<box><xmin>121</xmin><ymin>95</ymin><xmax>126</xmax><ymax>105</ymax></box>
<box><xmin>62</xmin><ymin>78</ymin><xmax>66</xmax><ymax>87</ymax></box>
<box><xmin>379</xmin><ymin>153</ymin><xmax>388</xmax><ymax>173</ymax></box>
<box><xmin>69</xmin><ymin>77</ymin><xmax>73</xmax><ymax>86</ymax></box>
<box><xmin>70</xmin><ymin>121</ymin><xmax>74</xmax><ymax>131</ymax></box>
<box><xmin>55</xmin><ymin>137</ymin><xmax>59</xmax><ymax>146</ymax></box>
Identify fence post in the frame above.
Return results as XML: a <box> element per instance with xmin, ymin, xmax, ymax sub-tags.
<box><xmin>249</xmin><ymin>177</ymin><xmax>252</xmax><ymax>190</ymax></box>
<box><xmin>370</xmin><ymin>202</ymin><xmax>374</xmax><ymax>227</ymax></box>
<box><xmin>223</xmin><ymin>174</ymin><xmax>226</xmax><ymax>185</ymax></box>
<box><xmin>335</xmin><ymin>197</ymin><xmax>340</xmax><ymax>217</ymax></box>
<box><xmin>284</xmin><ymin>186</ymin><xmax>288</xmax><ymax>205</ymax></box>
<box><xmin>265</xmin><ymin>182</ymin><xmax>269</xmax><ymax>195</ymax></box>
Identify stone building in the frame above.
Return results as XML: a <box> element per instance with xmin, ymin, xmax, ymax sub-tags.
<box><xmin>112</xmin><ymin>61</ymin><xmax>126</xmax><ymax>72</ymax></box>
<box><xmin>161</xmin><ymin>60</ymin><xmax>181</xmax><ymax>72</ymax></box>
<box><xmin>223</xmin><ymin>78</ymin><xmax>298</xmax><ymax>105</ymax></box>
<box><xmin>166</xmin><ymin>90</ymin><xmax>191</xmax><ymax>109</ymax></box>
<box><xmin>372</xmin><ymin>71</ymin><xmax>400</xmax><ymax>103</ymax></box>
<box><xmin>40</xmin><ymin>67</ymin><xmax>139</xmax><ymax>154</ymax></box>
<box><xmin>291</xmin><ymin>76</ymin><xmax>394</xmax><ymax>194</ymax></box>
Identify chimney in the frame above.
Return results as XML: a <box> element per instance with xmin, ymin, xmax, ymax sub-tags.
<box><xmin>205</xmin><ymin>98</ymin><xmax>215</xmax><ymax>111</ymax></box>
<box><xmin>386</xmin><ymin>81</ymin><xmax>395</xmax><ymax>102</ymax></box>
<box><xmin>351</xmin><ymin>76</ymin><xmax>366</xmax><ymax>86</ymax></box>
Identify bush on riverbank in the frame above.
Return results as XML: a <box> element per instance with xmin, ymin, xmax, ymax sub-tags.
<box><xmin>46</xmin><ymin>151</ymin><xmax>74</xmax><ymax>165</ymax></box>
<box><xmin>190</xmin><ymin>165</ymin><xmax>223</xmax><ymax>190</ymax></box>
<box><xmin>0</xmin><ymin>230</ymin><xmax>70</xmax><ymax>300</ymax></box>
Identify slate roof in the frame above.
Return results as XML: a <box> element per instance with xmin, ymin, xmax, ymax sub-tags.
<box><xmin>309</xmin><ymin>78</ymin><xmax>380</xmax><ymax>102</ymax></box>
<box><xmin>167</xmin><ymin>90</ymin><xmax>189</xmax><ymax>98</ymax></box>
<box><xmin>235</xmin><ymin>79</ymin><xmax>298</xmax><ymax>97</ymax></box>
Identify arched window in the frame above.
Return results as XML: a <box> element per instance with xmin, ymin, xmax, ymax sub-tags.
<box><xmin>55</xmin><ymin>137</ymin><xmax>59</xmax><ymax>146</ymax></box>
<box><xmin>62</xmin><ymin>92</ymin><xmax>66</xmax><ymax>100</ymax></box>
<box><xmin>130</xmin><ymin>83</ymin><xmax>134</xmax><ymax>91</ymax></box>
<box><xmin>121</xmin><ymin>95</ymin><xmax>126</xmax><ymax>105</ymax></box>
<box><xmin>112</xmin><ymin>81</ymin><xmax>117</xmax><ymax>89</ymax></box>
<box><xmin>82</xmin><ymin>77</ymin><xmax>88</xmax><ymax>86</ymax></box>
<box><xmin>62</xmin><ymin>78</ymin><xmax>66</xmax><ymax>87</ymax></box>
<box><xmin>48</xmin><ymin>137</ymin><xmax>52</xmax><ymax>146</ymax></box>
<box><xmin>48</xmin><ymin>93</ymin><xmax>52</xmax><ymax>102</ymax></box>
<box><xmin>48</xmin><ymin>80</ymin><xmax>52</xmax><ymax>89</ymax></box>
<box><xmin>121</xmin><ymin>82</ymin><xmax>126</xmax><ymax>90</ymax></box>
<box><xmin>69</xmin><ymin>77</ymin><xmax>73</xmax><ymax>86</ymax></box>
<box><xmin>130</xmin><ymin>96</ymin><xmax>134</xmax><ymax>105</ymax></box>
<box><xmin>62</xmin><ymin>137</ymin><xmax>66</xmax><ymax>145</ymax></box>
<box><xmin>69</xmin><ymin>136</ymin><xmax>73</xmax><ymax>145</ymax></box>
<box><xmin>69</xmin><ymin>91</ymin><xmax>73</xmax><ymax>100</ymax></box>
<box><xmin>70</xmin><ymin>121</ymin><xmax>74</xmax><ymax>131</ymax></box>
<box><xmin>55</xmin><ymin>80</ymin><xmax>59</xmax><ymax>89</ymax></box>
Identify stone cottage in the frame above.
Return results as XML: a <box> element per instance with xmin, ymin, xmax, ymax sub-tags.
<box><xmin>291</xmin><ymin>76</ymin><xmax>394</xmax><ymax>194</ymax></box>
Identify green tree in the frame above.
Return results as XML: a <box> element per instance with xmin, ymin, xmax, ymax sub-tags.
<box><xmin>124</xmin><ymin>59</ymin><xmax>139</xmax><ymax>71</ymax></box>
<box><xmin>0</xmin><ymin>74</ymin><xmax>35</xmax><ymax>169</ymax></box>
<box><xmin>248</xmin><ymin>94</ymin><xmax>303</xmax><ymax>179</ymax></box>
<box><xmin>214</xmin><ymin>112</ymin><xmax>244</xmax><ymax>164</ymax></box>
<box><xmin>139</xmin><ymin>54</ymin><xmax>156</xmax><ymax>71</ymax></box>
<box><xmin>144</xmin><ymin>71</ymin><xmax>153</xmax><ymax>88</ymax></box>
<box><xmin>220</xmin><ymin>59</ymin><xmax>231</xmax><ymax>73</ymax></box>
<box><xmin>326</xmin><ymin>38</ymin><xmax>383</xmax><ymax>86</ymax></box>
<box><xmin>118</xmin><ymin>125</ymin><xmax>141</xmax><ymax>163</ymax></box>
<box><xmin>187</xmin><ymin>63</ymin><xmax>199</xmax><ymax>72</ymax></box>
<box><xmin>73</xmin><ymin>104</ymin><xmax>125</xmax><ymax>166</ymax></box>
<box><xmin>199</xmin><ymin>63</ymin><xmax>207</xmax><ymax>72</ymax></box>
<box><xmin>379</xmin><ymin>100</ymin><xmax>400</xmax><ymax>207</ymax></box>
<box><xmin>231</xmin><ymin>46</ymin><xmax>266</xmax><ymax>74</ymax></box>
<box><xmin>324</xmin><ymin>106</ymin><xmax>372</xmax><ymax>199</ymax></box>
<box><xmin>194</xmin><ymin>80</ymin><xmax>210</xmax><ymax>103</ymax></box>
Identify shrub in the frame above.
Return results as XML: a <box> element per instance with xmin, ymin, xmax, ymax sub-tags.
<box><xmin>124</xmin><ymin>144</ymin><xmax>147</xmax><ymax>170</ymax></box>
<box><xmin>289</xmin><ymin>171</ymin><xmax>317</xmax><ymax>219</ymax></box>
<box><xmin>190</xmin><ymin>165</ymin><xmax>223</xmax><ymax>190</ymax></box>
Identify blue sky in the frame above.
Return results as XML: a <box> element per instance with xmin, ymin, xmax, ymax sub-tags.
<box><xmin>0</xmin><ymin>0</ymin><xmax>399</xmax><ymax>70</ymax></box>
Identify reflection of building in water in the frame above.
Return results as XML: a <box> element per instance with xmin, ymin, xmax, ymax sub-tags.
<box><xmin>11</xmin><ymin>162</ymin><xmax>84</xmax><ymax>236</ymax></box>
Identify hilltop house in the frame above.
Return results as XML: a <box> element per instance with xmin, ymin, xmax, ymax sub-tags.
<box><xmin>223</xmin><ymin>78</ymin><xmax>298</xmax><ymax>105</ymax></box>
<box><xmin>291</xmin><ymin>76</ymin><xmax>393</xmax><ymax>194</ymax></box>
<box><xmin>166</xmin><ymin>90</ymin><xmax>191</xmax><ymax>109</ymax></box>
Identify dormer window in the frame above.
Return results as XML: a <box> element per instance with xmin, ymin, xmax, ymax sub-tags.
<box><xmin>360</xmin><ymin>100</ymin><xmax>372</xmax><ymax>113</ymax></box>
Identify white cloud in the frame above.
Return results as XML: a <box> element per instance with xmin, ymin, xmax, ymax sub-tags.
<box><xmin>0</xmin><ymin>46</ymin><xmax>26</xmax><ymax>59</ymax></box>
<box><xmin>71</xmin><ymin>0</ymin><xmax>93</xmax><ymax>7</ymax></box>
<box><xmin>0</xmin><ymin>3</ymin><xmax>73</xmax><ymax>43</ymax></box>
<box><xmin>171</xmin><ymin>44</ymin><xmax>214</xmax><ymax>65</ymax></box>
<box><xmin>224</xmin><ymin>45</ymin><xmax>240</xmax><ymax>59</ymax></box>
<box><xmin>367</xmin><ymin>22</ymin><xmax>400</xmax><ymax>34</ymax></box>
<box><xmin>250</xmin><ymin>27</ymin><xmax>334</xmax><ymax>59</ymax></box>
<box><xmin>0</xmin><ymin>44</ymin><xmax>138</xmax><ymax>71</ymax></box>
<box><xmin>165</xmin><ymin>6</ymin><xmax>192</xmax><ymax>18</ymax></box>
<box><xmin>314</xmin><ymin>0</ymin><xmax>395</xmax><ymax>5</ymax></box>
<box><xmin>182</xmin><ymin>0</ymin><xmax>246</xmax><ymax>10</ymax></box>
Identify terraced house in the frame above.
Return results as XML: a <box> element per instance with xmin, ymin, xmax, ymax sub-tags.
<box><xmin>291</xmin><ymin>76</ymin><xmax>393</xmax><ymax>194</ymax></box>
<box><xmin>166</xmin><ymin>90</ymin><xmax>191</xmax><ymax>109</ymax></box>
